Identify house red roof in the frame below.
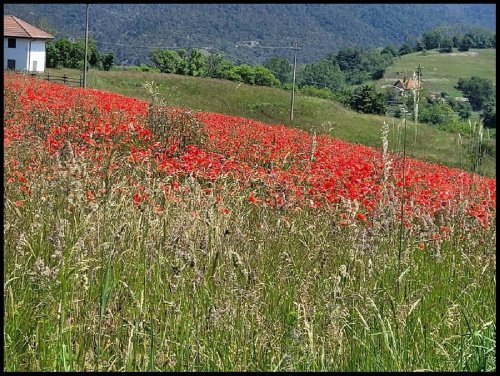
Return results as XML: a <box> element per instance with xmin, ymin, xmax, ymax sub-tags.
<box><xmin>404</xmin><ymin>79</ymin><xmax>419</xmax><ymax>89</ymax></box>
<box><xmin>393</xmin><ymin>78</ymin><xmax>421</xmax><ymax>90</ymax></box>
<box><xmin>4</xmin><ymin>15</ymin><xmax>54</xmax><ymax>39</ymax></box>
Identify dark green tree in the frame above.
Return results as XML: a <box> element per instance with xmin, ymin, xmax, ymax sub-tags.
<box><xmin>381</xmin><ymin>45</ymin><xmax>398</xmax><ymax>58</ymax></box>
<box><xmin>187</xmin><ymin>49</ymin><xmax>207</xmax><ymax>77</ymax></box>
<box><xmin>344</xmin><ymin>70</ymin><xmax>370</xmax><ymax>85</ymax></box>
<box><xmin>45</xmin><ymin>42</ymin><xmax>59</xmax><ymax>68</ymax></box>
<box><xmin>421</xmin><ymin>29</ymin><xmax>444</xmax><ymax>49</ymax></box>
<box><xmin>88</xmin><ymin>40</ymin><xmax>101</xmax><ymax>68</ymax></box>
<box><xmin>466</xmin><ymin>28</ymin><xmax>495</xmax><ymax>48</ymax></box>
<box><xmin>398</xmin><ymin>43</ymin><xmax>414</xmax><ymax>56</ymax></box>
<box><xmin>54</xmin><ymin>38</ymin><xmax>73</xmax><ymax>67</ymax></box>
<box><xmin>206</xmin><ymin>53</ymin><xmax>234</xmax><ymax>79</ymax></box>
<box><xmin>150</xmin><ymin>49</ymin><xmax>181</xmax><ymax>74</ymax></box>
<box><xmin>363</xmin><ymin>49</ymin><xmax>392</xmax><ymax>79</ymax></box>
<box><xmin>253</xmin><ymin>65</ymin><xmax>280</xmax><ymax>87</ymax></box>
<box><xmin>482</xmin><ymin>102</ymin><xmax>496</xmax><ymax>129</ymax></box>
<box><xmin>332</xmin><ymin>87</ymin><xmax>353</xmax><ymax>107</ymax></box>
<box><xmin>439</xmin><ymin>37</ymin><xmax>453</xmax><ymax>53</ymax></box>
<box><xmin>70</xmin><ymin>39</ymin><xmax>85</xmax><ymax>69</ymax></box>
<box><xmin>419</xmin><ymin>102</ymin><xmax>455</xmax><ymax>125</ymax></box>
<box><xmin>299</xmin><ymin>85</ymin><xmax>334</xmax><ymax>100</ymax></box>
<box><xmin>46</xmin><ymin>36</ymin><xmax>113</xmax><ymax>70</ymax></box>
<box><xmin>458</xmin><ymin>35</ymin><xmax>473</xmax><ymax>51</ymax></box>
<box><xmin>231</xmin><ymin>64</ymin><xmax>255</xmax><ymax>84</ymax></box>
<box><xmin>102</xmin><ymin>52</ymin><xmax>115</xmax><ymax>71</ymax></box>
<box><xmin>456</xmin><ymin>76</ymin><xmax>495</xmax><ymax>111</ymax></box>
<box><xmin>447</xmin><ymin>97</ymin><xmax>472</xmax><ymax>120</ymax></box>
<box><xmin>348</xmin><ymin>84</ymin><xmax>386</xmax><ymax>115</ymax></box>
<box><xmin>222</xmin><ymin>68</ymin><xmax>242</xmax><ymax>82</ymax></box>
<box><xmin>335</xmin><ymin>47</ymin><xmax>365</xmax><ymax>72</ymax></box>
<box><xmin>299</xmin><ymin>59</ymin><xmax>345</xmax><ymax>91</ymax></box>
<box><xmin>263</xmin><ymin>56</ymin><xmax>292</xmax><ymax>84</ymax></box>
<box><xmin>175</xmin><ymin>49</ymin><xmax>189</xmax><ymax>75</ymax></box>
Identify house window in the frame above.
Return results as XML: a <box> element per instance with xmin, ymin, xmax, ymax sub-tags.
<box><xmin>7</xmin><ymin>59</ymin><xmax>16</xmax><ymax>70</ymax></box>
<box><xmin>8</xmin><ymin>38</ymin><xmax>16</xmax><ymax>48</ymax></box>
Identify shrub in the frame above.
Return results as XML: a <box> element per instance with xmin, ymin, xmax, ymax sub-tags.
<box><xmin>263</xmin><ymin>56</ymin><xmax>292</xmax><ymax>84</ymax></box>
<box><xmin>439</xmin><ymin>37</ymin><xmax>454</xmax><ymax>53</ymax></box>
<box><xmin>482</xmin><ymin>104</ymin><xmax>496</xmax><ymax>129</ymax></box>
<box><xmin>253</xmin><ymin>65</ymin><xmax>280</xmax><ymax>87</ymax></box>
<box><xmin>420</xmin><ymin>102</ymin><xmax>456</xmax><ymax>125</ymax></box>
<box><xmin>150</xmin><ymin>49</ymin><xmax>181</xmax><ymax>74</ymax></box>
<box><xmin>456</xmin><ymin>76</ymin><xmax>495</xmax><ymax>111</ymax></box>
<box><xmin>298</xmin><ymin>85</ymin><xmax>334</xmax><ymax>100</ymax></box>
<box><xmin>231</xmin><ymin>65</ymin><xmax>255</xmax><ymax>84</ymax></box>
<box><xmin>223</xmin><ymin>69</ymin><xmax>243</xmax><ymax>82</ymax></box>
<box><xmin>348</xmin><ymin>84</ymin><xmax>386</xmax><ymax>115</ymax></box>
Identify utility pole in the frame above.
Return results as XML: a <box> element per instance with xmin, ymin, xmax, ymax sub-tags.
<box><xmin>289</xmin><ymin>40</ymin><xmax>300</xmax><ymax>122</ymax></box>
<box><xmin>413</xmin><ymin>63</ymin><xmax>422</xmax><ymax>124</ymax></box>
<box><xmin>235</xmin><ymin>40</ymin><xmax>300</xmax><ymax>121</ymax></box>
<box><xmin>83</xmin><ymin>4</ymin><xmax>89</xmax><ymax>88</ymax></box>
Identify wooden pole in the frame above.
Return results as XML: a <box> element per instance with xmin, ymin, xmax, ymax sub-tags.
<box><xmin>83</xmin><ymin>4</ymin><xmax>89</xmax><ymax>88</ymax></box>
<box><xmin>289</xmin><ymin>41</ymin><xmax>300</xmax><ymax>122</ymax></box>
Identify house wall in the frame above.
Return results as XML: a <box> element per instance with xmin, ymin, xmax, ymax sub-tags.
<box><xmin>3</xmin><ymin>38</ymin><xmax>48</xmax><ymax>72</ymax></box>
<box><xmin>4</xmin><ymin>37</ymin><xmax>29</xmax><ymax>71</ymax></box>
<box><xmin>28</xmin><ymin>40</ymin><xmax>47</xmax><ymax>72</ymax></box>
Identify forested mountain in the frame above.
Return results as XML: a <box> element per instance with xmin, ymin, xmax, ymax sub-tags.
<box><xmin>3</xmin><ymin>3</ymin><xmax>496</xmax><ymax>65</ymax></box>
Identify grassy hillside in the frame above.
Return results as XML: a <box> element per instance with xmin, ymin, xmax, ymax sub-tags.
<box><xmin>378</xmin><ymin>48</ymin><xmax>496</xmax><ymax>97</ymax></box>
<box><xmin>4</xmin><ymin>71</ymin><xmax>496</xmax><ymax>372</ymax></box>
<box><xmin>45</xmin><ymin>67</ymin><xmax>495</xmax><ymax>177</ymax></box>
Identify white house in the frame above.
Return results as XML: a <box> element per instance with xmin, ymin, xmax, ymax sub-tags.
<box><xmin>4</xmin><ymin>15</ymin><xmax>54</xmax><ymax>72</ymax></box>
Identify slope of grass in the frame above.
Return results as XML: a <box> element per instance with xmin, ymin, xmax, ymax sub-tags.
<box><xmin>5</xmin><ymin>71</ymin><xmax>495</xmax><ymax>372</ymax></box>
<box><xmin>45</xmin><ymin>67</ymin><xmax>495</xmax><ymax>177</ymax></box>
<box><xmin>378</xmin><ymin>48</ymin><xmax>496</xmax><ymax>97</ymax></box>
<box><xmin>5</xmin><ymin>176</ymin><xmax>496</xmax><ymax>371</ymax></box>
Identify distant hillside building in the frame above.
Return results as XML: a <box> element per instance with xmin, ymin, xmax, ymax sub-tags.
<box><xmin>4</xmin><ymin>15</ymin><xmax>54</xmax><ymax>72</ymax></box>
<box><xmin>393</xmin><ymin>76</ymin><xmax>422</xmax><ymax>96</ymax></box>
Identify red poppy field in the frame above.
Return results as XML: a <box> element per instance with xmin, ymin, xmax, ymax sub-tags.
<box><xmin>4</xmin><ymin>73</ymin><xmax>495</xmax><ymax>230</ymax></box>
<box><xmin>4</xmin><ymin>72</ymin><xmax>496</xmax><ymax>371</ymax></box>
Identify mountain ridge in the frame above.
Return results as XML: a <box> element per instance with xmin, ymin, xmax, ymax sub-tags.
<box><xmin>3</xmin><ymin>3</ymin><xmax>496</xmax><ymax>65</ymax></box>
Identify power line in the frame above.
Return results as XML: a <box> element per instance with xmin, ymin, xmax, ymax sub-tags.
<box><xmin>209</xmin><ymin>46</ymin><xmax>256</xmax><ymax>64</ymax></box>
<box><xmin>91</xmin><ymin>5</ymin><xmax>137</xmax><ymax>23</ymax></box>
<box><xmin>194</xmin><ymin>46</ymin><xmax>340</xmax><ymax>90</ymax></box>
<box><xmin>94</xmin><ymin>40</ymin><xmax>210</xmax><ymax>50</ymax></box>
<box><xmin>222</xmin><ymin>41</ymin><xmax>302</xmax><ymax>121</ymax></box>
<box><xmin>248</xmin><ymin>46</ymin><xmax>296</xmax><ymax>49</ymax></box>
<box><xmin>63</xmin><ymin>35</ymin><xmax>210</xmax><ymax>51</ymax></box>
<box><xmin>56</xmin><ymin>35</ymin><xmax>336</xmax><ymax>90</ymax></box>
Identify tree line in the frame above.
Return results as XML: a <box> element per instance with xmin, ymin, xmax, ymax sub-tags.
<box><xmin>398</xmin><ymin>27</ymin><xmax>496</xmax><ymax>56</ymax></box>
<box><xmin>46</xmin><ymin>27</ymin><xmax>495</xmax><ymax>126</ymax></box>
<box><xmin>148</xmin><ymin>49</ymin><xmax>281</xmax><ymax>87</ymax></box>
<box><xmin>46</xmin><ymin>37</ymin><xmax>115</xmax><ymax>71</ymax></box>
<box><xmin>142</xmin><ymin>45</ymin><xmax>393</xmax><ymax>116</ymax></box>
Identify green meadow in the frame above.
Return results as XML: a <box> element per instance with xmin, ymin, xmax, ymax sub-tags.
<box><xmin>46</xmin><ymin>62</ymin><xmax>496</xmax><ymax>177</ymax></box>
<box><xmin>378</xmin><ymin>48</ymin><xmax>496</xmax><ymax>98</ymax></box>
